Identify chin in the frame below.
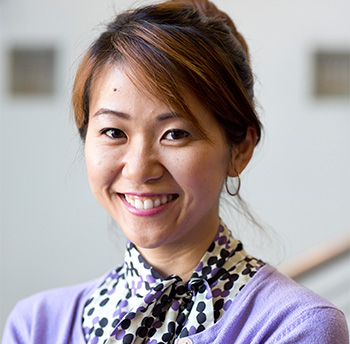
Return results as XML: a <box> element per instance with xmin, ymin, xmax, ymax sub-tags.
<box><xmin>119</xmin><ymin>224</ymin><xmax>170</xmax><ymax>250</ymax></box>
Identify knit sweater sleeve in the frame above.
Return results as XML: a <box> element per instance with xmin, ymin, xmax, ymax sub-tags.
<box><xmin>1</xmin><ymin>285</ymin><xmax>84</xmax><ymax>344</ymax></box>
<box><xmin>268</xmin><ymin>306</ymin><xmax>349</xmax><ymax>343</ymax></box>
<box><xmin>1</xmin><ymin>275</ymin><xmax>108</xmax><ymax>344</ymax></box>
<box><xmin>2</xmin><ymin>298</ymin><xmax>34</xmax><ymax>344</ymax></box>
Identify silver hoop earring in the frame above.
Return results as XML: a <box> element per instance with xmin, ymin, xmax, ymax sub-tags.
<box><xmin>225</xmin><ymin>172</ymin><xmax>241</xmax><ymax>197</ymax></box>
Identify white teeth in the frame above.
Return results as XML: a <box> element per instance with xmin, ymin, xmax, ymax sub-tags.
<box><xmin>125</xmin><ymin>195</ymin><xmax>135</xmax><ymax>207</ymax></box>
<box><xmin>143</xmin><ymin>199</ymin><xmax>154</xmax><ymax>209</ymax></box>
<box><xmin>124</xmin><ymin>195</ymin><xmax>175</xmax><ymax>210</ymax></box>
<box><xmin>134</xmin><ymin>199</ymin><xmax>143</xmax><ymax>209</ymax></box>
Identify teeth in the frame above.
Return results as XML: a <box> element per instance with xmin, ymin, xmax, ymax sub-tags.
<box><xmin>125</xmin><ymin>195</ymin><xmax>135</xmax><ymax>207</ymax></box>
<box><xmin>144</xmin><ymin>199</ymin><xmax>153</xmax><ymax>209</ymax></box>
<box><xmin>124</xmin><ymin>195</ymin><xmax>175</xmax><ymax>210</ymax></box>
<box><xmin>135</xmin><ymin>199</ymin><xmax>143</xmax><ymax>209</ymax></box>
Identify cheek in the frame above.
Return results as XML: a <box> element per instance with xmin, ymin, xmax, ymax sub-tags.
<box><xmin>85</xmin><ymin>144</ymin><xmax>117</xmax><ymax>192</ymax></box>
<box><xmin>167</xmin><ymin>149</ymin><xmax>227</xmax><ymax>193</ymax></box>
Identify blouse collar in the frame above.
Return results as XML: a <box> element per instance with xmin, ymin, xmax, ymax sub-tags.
<box><xmin>123</xmin><ymin>221</ymin><xmax>245</xmax><ymax>297</ymax></box>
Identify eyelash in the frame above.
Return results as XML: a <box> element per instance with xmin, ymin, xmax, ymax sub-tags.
<box><xmin>162</xmin><ymin>129</ymin><xmax>190</xmax><ymax>141</ymax></box>
<box><xmin>100</xmin><ymin>128</ymin><xmax>126</xmax><ymax>139</ymax></box>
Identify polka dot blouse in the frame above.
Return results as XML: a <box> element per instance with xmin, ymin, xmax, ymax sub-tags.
<box><xmin>82</xmin><ymin>222</ymin><xmax>265</xmax><ymax>344</ymax></box>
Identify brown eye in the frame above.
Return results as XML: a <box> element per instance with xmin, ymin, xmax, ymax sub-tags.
<box><xmin>163</xmin><ymin>129</ymin><xmax>190</xmax><ymax>140</ymax></box>
<box><xmin>101</xmin><ymin>128</ymin><xmax>126</xmax><ymax>139</ymax></box>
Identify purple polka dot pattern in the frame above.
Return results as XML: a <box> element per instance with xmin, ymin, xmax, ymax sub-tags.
<box><xmin>83</xmin><ymin>222</ymin><xmax>264</xmax><ymax>343</ymax></box>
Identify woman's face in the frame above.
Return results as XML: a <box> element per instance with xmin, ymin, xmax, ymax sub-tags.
<box><xmin>85</xmin><ymin>65</ymin><xmax>234</xmax><ymax>253</ymax></box>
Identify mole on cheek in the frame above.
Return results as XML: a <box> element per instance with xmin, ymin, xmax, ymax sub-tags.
<box><xmin>113</xmin><ymin>88</ymin><xmax>117</xmax><ymax>92</ymax></box>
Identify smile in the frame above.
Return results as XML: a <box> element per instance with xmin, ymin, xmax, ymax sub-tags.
<box><xmin>124</xmin><ymin>194</ymin><xmax>177</xmax><ymax>210</ymax></box>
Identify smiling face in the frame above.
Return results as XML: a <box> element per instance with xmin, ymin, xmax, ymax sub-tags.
<box><xmin>85</xmin><ymin>64</ymin><xmax>235</xmax><ymax>256</ymax></box>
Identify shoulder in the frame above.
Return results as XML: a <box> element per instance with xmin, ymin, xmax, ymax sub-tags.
<box><xmin>228</xmin><ymin>264</ymin><xmax>349</xmax><ymax>343</ymax></box>
<box><xmin>12</xmin><ymin>277</ymin><xmax>100</xmax><ymax>317</ymax></box>
<box><xmin>1</xmin><ymin>271</ymin><xmax>113</xmax><ymax>344</ymax></box>
<box><xmin>191</xmin><ymin>264</ymin><xmax>349</xmax><ymax>343</ymax></box>
<box><xmin>237</xmin><ymin>264</ymin><xmax>336</xmax><ymax>310</ymax></box>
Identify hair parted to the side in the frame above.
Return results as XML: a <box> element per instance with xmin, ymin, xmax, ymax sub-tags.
<box><xmin>72</xmin><ymin>0</ymin><xmax>262</xmax><ymax>148</ymax></box>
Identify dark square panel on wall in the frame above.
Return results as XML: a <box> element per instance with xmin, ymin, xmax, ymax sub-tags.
<box><xmin>313</xmin><ymin>50</ymin><xmax>350</xmax><ymax>98</ymax></box>
<box><xmin>9</xmin><ymin>46</ymin><xmax>56</xmax><ymax>96</ymax></box>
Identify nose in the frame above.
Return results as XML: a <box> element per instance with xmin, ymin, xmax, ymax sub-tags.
<box><xmin>122</xmin><ymin>140</ymin><xmax>164</xmax><ymax>185</ymax></box>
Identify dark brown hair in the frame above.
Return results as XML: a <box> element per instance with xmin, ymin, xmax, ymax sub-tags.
<box><xmin>72</xmin><ymin>0</ymin><xmax>262</xmax><ymax>146</ymax></box>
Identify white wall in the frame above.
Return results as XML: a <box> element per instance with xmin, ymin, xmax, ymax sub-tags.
<box><xmin>1</xmin><ymin>0</ymin><xmax>349</xmax><ymax>336</ymax></box>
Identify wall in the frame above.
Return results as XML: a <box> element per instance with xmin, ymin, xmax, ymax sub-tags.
<box><xmin>1</xmin><ymin>0</ymin><xmax>349</xmax><ymax>335</ymax></box>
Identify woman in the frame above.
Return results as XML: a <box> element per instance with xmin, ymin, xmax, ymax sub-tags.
<box><xmin>2</xmin><ymin>0</ymin><xmax>348</xmax><ymax>343</ymax></box>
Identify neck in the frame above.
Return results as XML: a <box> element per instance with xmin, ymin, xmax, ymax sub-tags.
<box><xmin>137</xmin><ymin>221</ymin><xmax>219</xmax><ymax>282</ymax></box>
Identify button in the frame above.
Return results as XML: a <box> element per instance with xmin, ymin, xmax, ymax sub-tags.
<box><xmin>178</xmin><ymin>339</ymin><xmax>193</xmax><ymax>344</ymax></box>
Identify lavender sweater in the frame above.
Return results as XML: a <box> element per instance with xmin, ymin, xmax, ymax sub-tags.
<box><xmin>2</xmin><ymin>265</ymin><xmax>348</xmax><ymax>344</ymax></box>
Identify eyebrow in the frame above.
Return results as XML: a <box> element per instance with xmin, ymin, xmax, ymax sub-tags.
<box><xmin>92</xmin><ymin>108</ymin><xmax>180</xmax><ymax>121</ymax></box>
<box><xmin>158</xmin><ymin>112</ymin><xmax>180</xmax><ymax>120</ymax></box>
<box><xmin>92</xmin><ymin>108</ymin><xmax>130</xmax><ymax>119</ymax></box>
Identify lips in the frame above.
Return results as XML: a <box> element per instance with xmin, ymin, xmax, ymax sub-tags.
<box><xmin>124</xmin><ymin>194</ymin><xmax>177</xmax><ymax>210</ymax></box>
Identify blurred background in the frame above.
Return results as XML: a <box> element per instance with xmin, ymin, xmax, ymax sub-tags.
<box><xmin>0</xmin><ymin>0</ymin><xmax>349</xmax><ymax>336</ymax></box>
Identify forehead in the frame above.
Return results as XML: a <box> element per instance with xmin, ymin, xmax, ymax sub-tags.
<box><xmin>90</xmin><ymin>63</ymin><xmax>189</xmax><ymax>115</ymax></box>
<box><xmin>89</xmin><ymin>63</ymin><xmax>170</xmax><ymax>114</ymax></box>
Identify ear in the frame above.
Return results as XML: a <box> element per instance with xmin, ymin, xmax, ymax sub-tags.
<box><xmin>227</xmin><ymin>127</ymin><xmax>257</xmax><ymax>177</ymax></box>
